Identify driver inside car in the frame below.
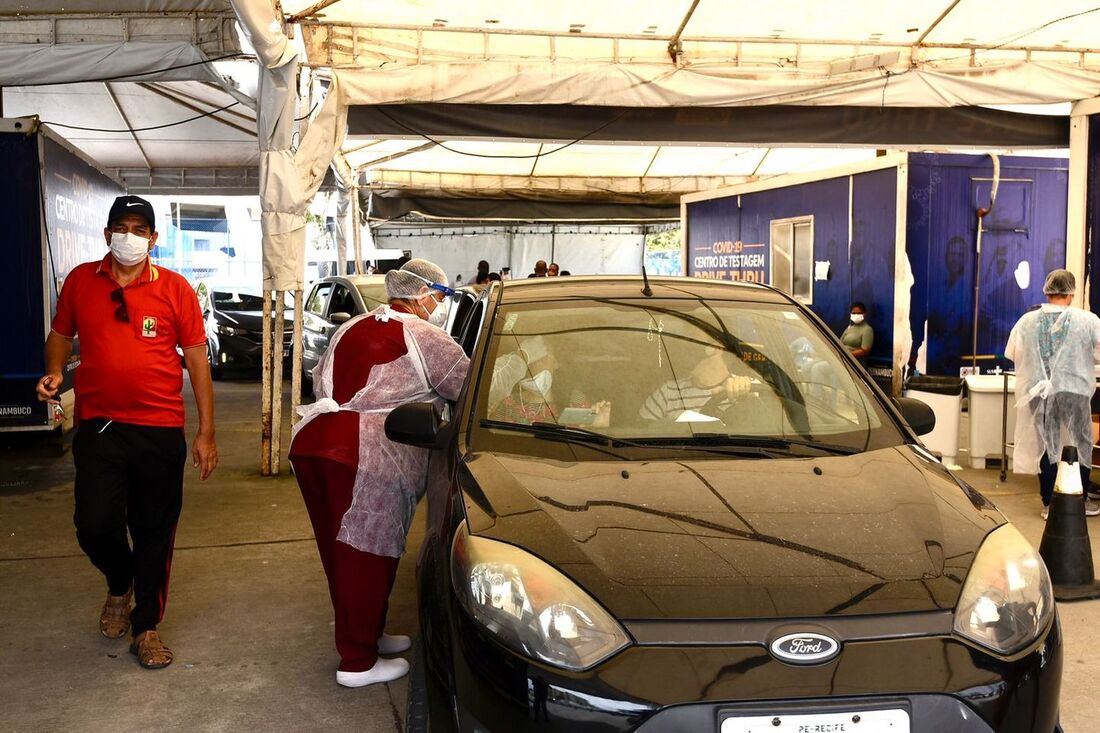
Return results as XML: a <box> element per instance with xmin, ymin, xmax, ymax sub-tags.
<box><xmin>488</xmin><ymin>335</ymin><xmax>611</xmax><ymax>427</ymax></box>
<box><xmin>639</xmin><ymin>347</ymin><xmax>753</xmax><ymax>421</ymax></box>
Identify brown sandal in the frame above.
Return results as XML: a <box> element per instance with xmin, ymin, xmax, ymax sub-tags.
<box><xmin>99</xmin><ymin>590</ymin><xmax>132</xmax><ymax>639</ymax></box>
<box><xmin>130</xmin><ymin>630</ymin><xmax>173</xmax><ymax>669</ymax></box>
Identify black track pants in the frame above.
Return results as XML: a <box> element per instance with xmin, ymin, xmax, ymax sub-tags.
<box><xmin>73</xmin><ymin>419</ymin><xmax>186</xmax><ymax>637</ymax></box>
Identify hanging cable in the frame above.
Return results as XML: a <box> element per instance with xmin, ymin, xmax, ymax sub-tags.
<box><xmin>41</xmin><ymin>102</ymin><xmax>240</xmax><ymax>133</ymax></box>
<box><xmin>15</xmin><ymin>52</ymin><xmax>252</xmax><ymax>87</ymax></box>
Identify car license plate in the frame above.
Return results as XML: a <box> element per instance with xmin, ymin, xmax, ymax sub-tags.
<box><xmin>722</xmin><ymin>709</ymin><xmax>909</xmax><ymax>733</ymax></box>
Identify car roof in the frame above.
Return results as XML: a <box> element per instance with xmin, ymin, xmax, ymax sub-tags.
<box><xmin>314</xmin><ymin>274</ymin><xmax>387</xmax><ymax>287</ymax></box>
<box><xmin>496</xmin><ymin>275</ymin><xmax>793</xmax><ymax>305</ymax></box>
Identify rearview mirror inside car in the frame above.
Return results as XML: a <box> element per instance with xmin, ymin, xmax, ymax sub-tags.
<box><xmin>894</xmin><ymin>397</ymin><xmax>936</xmax><ymax>437</ymax></box>
<box><xmin>385</xmin><ymin>402</ymin><xmax>447</xmax><ymax>448</ymax></box>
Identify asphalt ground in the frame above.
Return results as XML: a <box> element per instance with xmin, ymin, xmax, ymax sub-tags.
<box><xmin>1</xmin><ymin>379</ymin><xmax>1097</xmax><ymax>732</ymax></box>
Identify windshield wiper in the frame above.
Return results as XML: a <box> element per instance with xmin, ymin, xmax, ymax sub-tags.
<box><xmin>687</xmin><ymin>433</ymin><xmax>860</xmax><ymax>456</ymax></box>
<box><xmin>479</xmin><ymin>419</ymin><xmax>631</xmax><ymax>453</ymax></box>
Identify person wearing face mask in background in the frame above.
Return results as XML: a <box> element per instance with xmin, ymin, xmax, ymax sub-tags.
<box><xmin>488</xmin><ymin>335</ymin><xmax>610</xmax><ymax>426</ymax></box>
<box><xmin>839</xmin><ymin>301</ymin><xmax>874</xmax><ymax>366</ymax></box>
<box><xmin>288</xmin><ymin>258</ymin><xmax>469</xmax><ymax>688</ymax></box>
<box><xmin>35</xmin><ymin>195</ymin><xmax>218</xmax><ymax>671</ymax></box>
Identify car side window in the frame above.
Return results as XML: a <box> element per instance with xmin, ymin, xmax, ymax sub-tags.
<box><xmin>306</xmin><ymin>283</ymin><xmax>332</xmax><ymax>316</ymax></box>
<box><xmin>328</xmin><ymin>284</ymin><xmax>355</xmax><ymax>318</ymax></box>
<box><xmin>448</xmin><ymin>294</ymin><xmax>485</xmax><ymax>357</ymax></box>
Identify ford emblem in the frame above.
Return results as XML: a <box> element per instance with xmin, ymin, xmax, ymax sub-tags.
<box><xmin>769</xmin><ymin>632</ymin><xmax>841</xmax><ymax>665</ymax></box>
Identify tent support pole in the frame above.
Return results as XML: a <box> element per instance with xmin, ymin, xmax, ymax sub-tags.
<box><xmin>271</xmin><ymin>290</ymin><xmax>285</xmax><ymax>475</ymax></box>
<box><xmin>291</xmin><ymin>289</ymin><xmax>304</xmax><ymax>426</ymax></box>
<box><xmin>667</xmin><ymin>0</ymin><xmax>702</xmax><ymax>62</ymax></box>
<box><xmin>352</xmin><ymin>182</ymin><xmax>363</xmax><ymax>274</ymax></box>
<box><xmin>1067</xmin><ymin>113</ymin><xmax>1090</xmax><ymax>309</ymax></box>
<box><xmin>261</xmin><ymin>290</ymin><xmax>273</xmax><ymax>476</ymax></box>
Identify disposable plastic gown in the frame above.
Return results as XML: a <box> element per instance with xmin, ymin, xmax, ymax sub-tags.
<box><xmin>1006</xmin><ymin>305</ymin><xmax>1100</xmax><ymax>474</ymax></box>
<box><xmin>292</xmin><ymin>305</ymin><xmax>469</xmax><ymax>557</ymax></box>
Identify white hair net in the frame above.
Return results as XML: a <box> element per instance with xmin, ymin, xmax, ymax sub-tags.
<box><xmin>385</xmin><ymin>258</ymin><xmax>449</xmax><ymax>299</ymax></box>
<box><xmin>1043</xmin><ymin>269</ymin><xmax>1076</xmax><ymax>295</ymax></box>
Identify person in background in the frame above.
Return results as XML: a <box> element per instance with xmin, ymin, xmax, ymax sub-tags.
<box><xmin>35</xmin><ymin>195</ymin><xmax>218</xmax><ymax>670</ymax></box>
<box><xmin>488</xmin><ymin>335</ymin><xmax>610</xmax><ymax>426</ymax></box>
<box><xmin>560</xmin><ymin>270</ymin><xmax>572</xmax><ymax>276</ymax></box>
<box><xmin>289</xmin><ymin>259</ymin><xmax>469</xmax><ymax>688</ymax></box>
<box><xmin>1006</xmin><ymin>269</ymin><xmax>1100</xmax><ymax>519</ymax></box>
<box><xmin>640</xmin><ymin>348</ymin><xmax>752</xmax><ymax>421</ymax></box>
<box><xmin>548</xmin><ymin>263</ymin><xmax>560</xmax><ymax>277</ymax></box>
<box><xmin>471</xmin><ymin>260</ymin><xmax>490</xmax><ymax>285</ymax></box>
<box><xmin>487</xmin><ymin>272</ymin><xmax>502</xmax><ymax>283</ymax></box>
<box><xmin>529</xmin><ymin>260</ymin><xmax>548</xmax><ymax>278</ymax></box>
<box><xmin>840</xmin><ymin>301</ymin><xmax>873</xmax><ymax>365</ymax></box>
<box><xmin>500</xmin><ymin>267</ymin><xmax>511</xmax><ymax>281</ymax></box>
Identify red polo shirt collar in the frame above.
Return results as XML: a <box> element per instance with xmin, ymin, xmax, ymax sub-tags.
<box><xmin>95</xmin><ymin>253</ymin><xmax>160</xmax><ymax>284</ymax></box>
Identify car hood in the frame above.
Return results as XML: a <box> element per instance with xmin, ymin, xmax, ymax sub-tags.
<box><xmin>215</xmin><ymin>311</ymin><xmax>292</xmax><ymax>331</ymax></box>
<box><xmin>460</xmin><ymin>447</ymin><xmax>1002</xmax><ymax>620</ymax></box>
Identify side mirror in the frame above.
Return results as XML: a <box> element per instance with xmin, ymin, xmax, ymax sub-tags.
<box><xmin>894</xmin><ymin>397</ymin><xmax>936</xmax><ymax>437</ymax></box>
<box><xmin>330</xmin><ymin>311</ymin><xmax>352</xmax><ymax>324</ymax></box>
<box><xmin>385</xmin><ymin>402</ymin><xmax>446</xmax><ymax>448</ymax></box>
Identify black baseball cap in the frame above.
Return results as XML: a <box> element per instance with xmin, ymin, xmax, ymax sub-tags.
<box><xmin>107</xmin><ymin>195</ymin><xmax>156</xmax><ymax>231</ymax></box>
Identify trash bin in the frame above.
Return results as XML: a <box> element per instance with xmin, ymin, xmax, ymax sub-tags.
<box><xmin>965</xmin><ymin>374</ymin><xmax>1017</xmax><ymax>470</ymax></box>
<box><xmin>904</xmin><ymin>376</ymin><xmax>965</xmax><ymax>466</ymax></box>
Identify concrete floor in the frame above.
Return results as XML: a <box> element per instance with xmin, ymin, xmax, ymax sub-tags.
<box><xmin>1</xmin><ymin>380</ymin><xmax>1097</xmax><ymax>732</ymax></box>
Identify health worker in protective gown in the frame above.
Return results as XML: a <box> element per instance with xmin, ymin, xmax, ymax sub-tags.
<box><xmin>1006</xmin><ymin>269</ymin><xmax>1100</xmax><ymax>519</ymax></box>
<box><xmin>289</xmin><ymin>259</ymin><xmax>469</xmax><ymax>688</ymax></box>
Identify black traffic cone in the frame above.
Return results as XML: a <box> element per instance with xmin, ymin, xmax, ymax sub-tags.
<box><xmin>1039</xmin><ymin>445</ymin><xmax>1100</xmax><ymax>601</ymax></box>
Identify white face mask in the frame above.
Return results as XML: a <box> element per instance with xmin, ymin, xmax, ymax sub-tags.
<box><xmin>519</xmin><ymin>370</ymin><xmax>553</xmax><ymax>397</ymax></box>
<box><xmin>418</xmin><ymin>293</ymin><xmax>449</xmax><ymax>327</ymax></box>
<box><xmin>428</xmin><ymin>299</ymin><xmax>450</xmax><ymax>327</ymax></box>
<box><xmin>850</xmin><ymin>313</ymin><xmax>865</xmax><ymax>325</ymax></box>
<box><xmin>110</xmin><ymin>232</ymin><xmax>150</xmax><ymax>266</ymax></box>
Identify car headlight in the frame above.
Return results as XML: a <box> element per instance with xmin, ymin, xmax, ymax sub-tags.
<box><xmin>217</xmin><ymin>324</ymin><xmax>246</xmax><ymax>337</ymax></box>
<box><xmin>451</xmin><ymin>522</ymin><xmax>630</xmax><ymax>671</ymax></box>
<box><xmin>953</xmin><ymin>523</ymin><xmax>1054</xmax><ymax>655</ymax></box>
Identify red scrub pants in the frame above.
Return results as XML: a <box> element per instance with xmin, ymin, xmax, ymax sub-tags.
<box><xmin>291</xmin><ymin>457</ymin><xmax>400</xmax><ymax>673</ymax></box>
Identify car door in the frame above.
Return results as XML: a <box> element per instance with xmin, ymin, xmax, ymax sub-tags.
<box><xmin>326</xmin><ymin>282</ymin><xmax>358</xmax><ymax>322</ymax></box>
<box><xmin>301</xmin><ymin>281</ymin><xmax>334</xmax><ymax>378</ymax></box>
<box><xmin>446</xmin><ymin>289</ymin><xmax>488</xmax><ymax>358</ymax></box>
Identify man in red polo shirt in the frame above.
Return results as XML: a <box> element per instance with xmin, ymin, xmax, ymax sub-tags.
<box><xmin>36</xmin><ymin>194</ymin><xmax>218</xmax><ymax>670</ymax></box>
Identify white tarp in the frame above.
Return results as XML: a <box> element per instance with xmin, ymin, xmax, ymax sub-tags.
<box><xmin>0</xmin><ymin>41</ymin><xmax>229</xmax><ymax>87</ymax></box>
<box><xmin>335</xmin><ymin>60</ymin><xmax>1100</xmax><ymax>109</ymax></box>
<box><xmin>373</xmin><ymin>225</ymin><xmax>647</xmax><ymax>281</ymax></box>
<box><xmin>232</xmin><ymin>0</ymin><xmax>347</xmax><ymax>290</ymax></box>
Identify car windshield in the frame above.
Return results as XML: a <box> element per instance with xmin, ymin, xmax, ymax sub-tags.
<box><xmin>356</xmin><ymin>283</ymin><xmax>388</xmax><ymax>311</ymax></box>
<box><xmin>471</xmin><ymin>298</ymin><xmax>903</xmax><ymax>459</ymax></box>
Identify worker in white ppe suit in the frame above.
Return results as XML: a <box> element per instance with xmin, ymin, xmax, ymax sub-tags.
<box><xmin>289</xmin><ymin>259</ymin><xmax>469</xmax><ymax>688</ymax></box>
<box><xmin>1005</xmin><ymin>268</ymin><xmax>1100</xmax><ymax>518</ymax></box>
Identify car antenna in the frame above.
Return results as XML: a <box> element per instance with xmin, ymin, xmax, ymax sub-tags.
<box><xmin>641</xmin><ymin>265</ymin><xmax>653</xmax><ymax>297</ymax></box>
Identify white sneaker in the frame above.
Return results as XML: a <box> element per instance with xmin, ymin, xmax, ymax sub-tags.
<box><xmin>1087</xmin><ymin>499</ymin><xmax>1100</xmax><ymax>517</ymax></box>
<box><xmin>378</xmin><ymin>633</ymin><xmax>412</xmax><ymax>655</ymax></box>
<box><xmin>336</xmin><ymin>657</ymin><xmax>410</xmax><ymax>688</ymax></box>
<box><xmin>1041</xmin><ymin>506</ymin><xmax>1050</xmax><ymax>520</ymax></box>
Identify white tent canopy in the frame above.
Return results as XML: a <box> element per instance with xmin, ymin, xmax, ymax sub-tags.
<box><xmin>273</xmin><ymin>0</ymin><xmax>1100</xmax><ymax>224</ymax></box>
<box><xmin>0</xmin><ymin>1</ymin><xmax>260</xmax><ymax>193</ymax></box>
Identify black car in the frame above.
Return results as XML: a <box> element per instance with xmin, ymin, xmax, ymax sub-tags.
<box><xmin>195</xmin><ymin>283</ymin><xmax>294</xmax><ymax>378</ymax></box>
<box><xmin>301</xmin><ymin>275</ymin><xmax>388</xmax><ymax>391</ymax></box>
<box><xmin>388</xmin><ymin>276</ymin><xmax>1061</xmax><ymax>733</ymax></box>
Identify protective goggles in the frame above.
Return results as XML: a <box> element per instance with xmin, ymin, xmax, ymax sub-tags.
<box><xmin>404</xmin><ymin>271</ymin><xmax>460</xmax><ymax>300</ymax></box>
